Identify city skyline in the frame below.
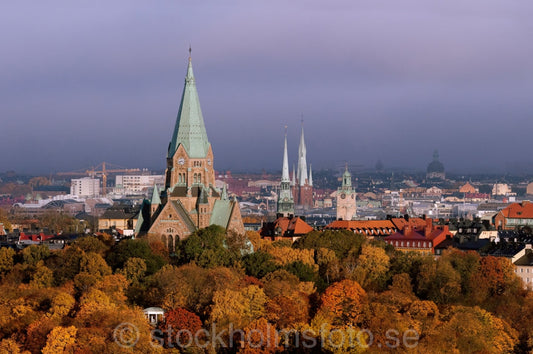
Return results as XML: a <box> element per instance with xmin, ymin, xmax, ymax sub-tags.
<box><xmin>2</xmin><ymin>1</ymin><xmax>533</xmax><ymax>174</ymax></box>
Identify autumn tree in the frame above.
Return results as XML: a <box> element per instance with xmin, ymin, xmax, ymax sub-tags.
<box><xmin>416</xmin><ymin>257</ymin><xmax>461</xmax><ymax>304</ymax></box>
<box><xmin>347</xmin><ymin>244</ymin><xmax>390</xmax><ymax>290</ymax></box>
<box><xmin>293</xmin><ymin>230</ymin><xmax>365</xmax><ymax>260</ymax></box>
<box><xmin>158</xmin><ymin>308</ymin><xmax>203</xmax><ymax>348</ymax></box>
<box><xmin>72</xmin><ymin>236</ymin><xmax>110</xmax><ymax>256</ymax></box>
<box><xmin>319</xmin><ymin>279</ymin><xmax>367</xmax><ymax>326</ymax></box>
<box><xmin>242</xmin><ymin>251</ymin><xmax>280</xmax><ymax>278</ymax></box>
<box><xmin>210</xmin><ymin>285</ymin><xmax>267</xmax><ymax>329</ymax></box>
<box><xmin>239</xmin><ymin>318</ymin><xmax>281</xmax><ymax>353</ymax></box>
<box><xmin>119</xmin><ymin>257</ymin><xmax>147</xmax><ymax>285</ymax></box>
<box><xmin>106</xmin><ymin>238</ymin><xmax>166</xmax><ymax>275</ymax></box>
<box><xmin>0</xmin><ymin>247</ymin><xmax>15</xmax><ymax>275</ymax></box>
<box><xmin>42</xmin><ymin>326</ymin><xmax>77</xmax><ymax>354</ymax></box>
<box><xmin>30</xmin><ymin>261</ymin><xmax>54</xmax><ymax>288</ymax></box>
<box><xmin>439</xmin><ymin>306</ymin><xmax>518</xmax><ymax>353</ymax></box>
<box><xmin>22</xmin><ymin>244</ymin><xmax>50</xmax><ymax>266</ymax></box>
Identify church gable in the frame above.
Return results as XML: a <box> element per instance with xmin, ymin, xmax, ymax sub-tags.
<box><xmin>148</xmin><ymin>200</ymin><xmax>196</xmax><ymax>240</ymax></box>
<box><xmin>226</xmin><ymin>201</ymin><xmax>245</xmax><ymax>235</ymax></box>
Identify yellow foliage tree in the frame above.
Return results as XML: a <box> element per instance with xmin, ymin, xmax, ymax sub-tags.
<box><xmin>42</xmin><ymin>326</ymin><xmax>77</xmax><ymax>354</ymax></box>
<box><xmin>349</xmin><ymin>244</ymin><xmax>389</xmax><ymax>289</ymax></box>
<box><xmin>266</xmin><ymin>246</ymin><xmax>317</xmax><ymax>270</ymax></box>
<box><xmin>0</xmin><ymin>248</ymin><xmax>15</xmax><ymax>275</ymax></box>
<box><xmin>210</xmin><ymin>285</ymin><xmax>267</xmax><ymax>329</ymax></box>
<box><xmin>0</xmin><ymin>338</ymin><xmax>21</xmax><ymax>354</ymax></box>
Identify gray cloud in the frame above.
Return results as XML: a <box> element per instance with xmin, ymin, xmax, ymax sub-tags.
<box><xmin>1</xmin><ymin>1</ymin><xmax>532</xmax><ymax>174</ymax></box>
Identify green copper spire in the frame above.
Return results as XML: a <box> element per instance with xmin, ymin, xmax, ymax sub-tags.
<box><xmin>277</xmin><ymin>128</ymin><xmax>294</xmax><ymax>217</ymax></box>
<box><xmin>221</xmin><ymin>183</ymin><xmax>228</xmax><ymax>200</ymax></box>
<box><xmin>151</xmin><ymin>184</ymin><xmax>161</xmax><ymax>205</ymax></box>
<box><xmin>168</xmin><ymin>52</ymin><xmax>210</xmax><ymax>158</ymax></box>
<box><xmin>342</xmin><ymin>164</ymin><xmax>352</xmax><ymax>188</ymax></box>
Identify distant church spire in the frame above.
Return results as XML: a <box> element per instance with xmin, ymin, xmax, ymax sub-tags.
<box><xmin>168</xmin><ymin>50</ymin><xmax>210</xmax><ymax>159</ymax></box>
<box><xmin>309</xmin><ymin>164</ymin><xmax>313</xmax><ymax>186</ymax></box>
<box><xmin>291</xmin><ymin>164</ymin><xmax>296</xmax><ymax>186</ymax></box>
<box><xmin>297</xmin><ymin>120</ymin><xmax>308</xmax><ymax>186</ymax></box>
<box><xmin>282</xmin><ymin>126</ymin><xmax>290</xmax><ymax>182</ymax></box>
<box><xmin>277</xmin><ymin>128</ymin><xmax>294</xmax><ymax>217</ymax></box>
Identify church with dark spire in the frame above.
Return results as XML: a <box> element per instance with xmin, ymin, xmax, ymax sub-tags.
<box><xmin>136</xmin><ymin>51</ymin><xmax>244</xmax><ymax>250</ymax></box>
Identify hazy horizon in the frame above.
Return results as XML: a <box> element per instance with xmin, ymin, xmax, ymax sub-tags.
<box><xmin>2</xmin><ymin>1</ymin><xmax>533</xmax><ymax>175</ymax></box>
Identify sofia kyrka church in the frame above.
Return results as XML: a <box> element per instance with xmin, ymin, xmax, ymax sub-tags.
<box><xmin>136</xmin><ymin>52</ymin><xmax>245</xmax><ymax>248</ymax></box>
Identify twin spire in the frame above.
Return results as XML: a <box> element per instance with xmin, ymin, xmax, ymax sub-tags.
<box><xmin>281</xmin><ymin>122</ymin><xmax>312</xmax><ymax>187</ymax></box>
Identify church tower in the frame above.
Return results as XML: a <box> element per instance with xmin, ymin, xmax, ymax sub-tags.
<box><xmin>295</xmin><ymin>122</ymin><xmax>313</xmax><ymax>208</ymax></box>
<box><xmin>277</xmin><ymin>129</ymin><xmax>294</xmax><ymax>217</ymax></box>
<box><xmin>336</xmin><ymin>165</ymin><xmax>357</xmax><ymax>221</ymax></box>
<box><xmin>141</xmin><ymin>50</ymin><xmax>245</xmax><ymax>246</ymax></box>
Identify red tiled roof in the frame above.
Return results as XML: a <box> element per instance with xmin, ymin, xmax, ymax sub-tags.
<box><xmin>500</xmin><ymin>201</ymin><xmax>533</xmax><ymax>219</ymax></box>
<box><xmin>19</xmin><ymin>233</ymin><xmax>55</xmax><ymax>242</ymax></box>
<box><xmin>260</xmin><ymin>216</ymin><xmax>313</xmax><ymax>238</ymax></box>
<box><xmin>390</xmin><ymin>218</ymin><xmax>428</xmax><ymax>230</ymax></box>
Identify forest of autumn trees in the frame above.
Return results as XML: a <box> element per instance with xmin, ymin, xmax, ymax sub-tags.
<box><xmin>0</xmin><ymin>226</ymin><xmax>532</xmax><ymax>353</ymax></box>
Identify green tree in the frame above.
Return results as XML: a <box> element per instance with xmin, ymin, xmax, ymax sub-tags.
<box><xmin>293</xmin><ymin>230</ymin><xmax>365</xmax><ymax>260</ymax></box>
<box><xmin>22</xmin><ymin>244</ymin><xmax>50</xmax><ymax>266</ymax></box>
<box><xmin>106</xmin><ymin>239</ymin><xmax>166</xmax><ymax>275</ymax></box>
<box><xmin>72</xmin><ymin>236</ymin><xmax>109</xmax><ymax>256</ymax></box>
<box><xmin>242</xmin><ymin>251</ymin><xmax>280</xmax><ymax>278</ymax></box>
<box><xmin>119</xmin><ymin>257</ymin><xmax>147</xmax><ymax>285</ymax></box>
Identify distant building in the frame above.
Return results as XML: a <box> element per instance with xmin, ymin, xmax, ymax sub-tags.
<box><xmin>512</xmin><ymin>244</ymin><xmax>533</xmax><ymax>290</ymax></box>
<box><xmin>336</xmin><ymin>166</ymin><xmax>357</xmax><ymax>221</ymax></box>
<box><xmin>494</xmin><ymin>201</ymin><xmax>533</xmax><ymax>230</ymax></box>
<box><xmin>98</xmin><ymin>206</ymin><xmax>139</xmax><ymax>232</ymax></box>
<box><xmin>260</xmin><ymin>216</ymin><xmax>313</xmax><ymax>242</ymax></box>
<box><xmin>326</xmin><ymin>219</ymin><xmax>398</xmax><ymax>237</ymax></box>
<box><xmin>115</xmin><ymin>174</ymin><xmax>164</xmax><ymax>195</ymax></box>
<box><xmin>71</xmin><ymin>178</ymin><xmax>100</xmax><ymax>197</ymax></box>
<box><xmin>459</xmin><ymin>182</ymin><xmax>478</xmax><ymax>194</ymax></box>
<box><xmin>492</xmin><ymin>183</ymin><xmax>512</xmax><ymax>196</ymax></box>
<box><xmin>426</xmin><ymin>150</ymin><xmax>445</xmax><ymax>180</ymax></box>
<box><xmin>527</xmin><ymin>182</ymin><xmax>533</xmax><ymax>196</ymax></box>
<box><xmin>384</xmin><ymin>219</ymin><xmax>451</xmax><ymax>255</ymax></box>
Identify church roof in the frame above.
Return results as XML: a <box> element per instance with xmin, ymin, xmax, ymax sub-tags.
<box><xmin>168</xmin><ymin>54</ymin><xmax>210</xmax><ymax>159</ymax></box>
<box><xmin>151</xmin><ymin>184</ymin><xmax>161</xmax><ymax>205</ymax></box>
<box><xmin>210</xmin><ymin>200</ymin><xmax>234</xmax><ymax>228</ymax></box>
<box><xmin>169</xmin><ymin>200</ymin><xmax>197</xmax><ymax>233</ymax></box>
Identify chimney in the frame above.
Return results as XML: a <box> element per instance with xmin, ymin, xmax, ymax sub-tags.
<box><xmin>425</xmin><ymin>218</ymin><xmax>433</xmax><ymax>237</ymax></box>
<box><xmin>403</xmin><ymin>223</ymin><xmax>411</xmax><ymax>235</ymax></box>
<box><xmin>522</xmin><ymin>201</ymin><xmax>530</xmax><ymax>206</ymax></box>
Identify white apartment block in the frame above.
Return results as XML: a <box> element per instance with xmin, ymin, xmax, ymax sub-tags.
<box><xmin>115</xmin><ymin>174</ymin><xmax>165</xmax><ymax>195</ymax></box>
<box><xmin>71</xmin><ymin>178</ymin><xmax>100</xmax><ymax>197</ymax></box>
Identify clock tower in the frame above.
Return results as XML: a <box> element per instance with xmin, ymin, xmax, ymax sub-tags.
<box><xmin>141</xmin><ymin>51</ymin><xmax>245</xmax><ymax>250</ymax></box>
<box><xmin>336</xmin><ymin>165</ymin><xmax>357</xmax><ymax>221</ymax></box>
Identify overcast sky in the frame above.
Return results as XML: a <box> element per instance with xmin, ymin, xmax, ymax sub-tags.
<box><xmin>1</xmin><ymin>1</ymin><xmax>533</xmax><ymax>175</ymax></box>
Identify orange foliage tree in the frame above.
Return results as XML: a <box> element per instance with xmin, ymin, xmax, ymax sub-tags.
<box><xmin>319</xmin><ymin>279</ymin><xmax>366</xmax><ymax>326</ymax></box>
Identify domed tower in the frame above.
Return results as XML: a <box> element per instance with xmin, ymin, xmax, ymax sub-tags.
<box><xmin>426</xmin><ymin>150</ymin><xmax>445</xmax><ymax>180</ymax></box>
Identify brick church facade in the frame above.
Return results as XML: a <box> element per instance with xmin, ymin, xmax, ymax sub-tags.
<box><xmin>136</xmin><ymin>52</ymin><xmax>244</xmax><ymax>250</ymax></box>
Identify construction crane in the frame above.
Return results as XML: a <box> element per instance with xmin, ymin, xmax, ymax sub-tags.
<box><xmin>86</xmin><ymin>162</ymin><xmax>141</xmax><ymax>195</ymax></box>
<box><xmin>56</xmin><ymin>162</ymin><xmax>141</xmax><ymax>195</ymax></box>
